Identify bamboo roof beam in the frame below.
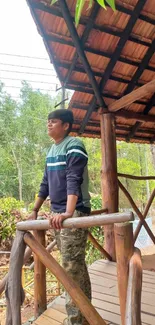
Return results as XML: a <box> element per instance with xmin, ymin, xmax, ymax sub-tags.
<box><xmin>79</xmin><ymin>0</ymin><xmax>146</xmax><ymax>134</ymax></box>
<box><xmin>108</xmin><ymin>79</ymin><xmax>155</xmax><ymax>112</ymax></box>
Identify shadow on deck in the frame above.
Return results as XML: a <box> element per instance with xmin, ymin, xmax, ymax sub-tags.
<box><xmin>32</xmin><ymin>259</ymin><xmax>155</xmax><ymax>325</ymax></box>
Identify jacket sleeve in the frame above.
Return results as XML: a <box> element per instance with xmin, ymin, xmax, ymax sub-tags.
<box><xmin>38</xmin><ymin>165</ymin><xmax>49</xmax><ymax>199</ymax></box>
<box><xmin>66</xmin><ymin>142</ymin><xmax>88</xmax><ymax>197</ymax></box>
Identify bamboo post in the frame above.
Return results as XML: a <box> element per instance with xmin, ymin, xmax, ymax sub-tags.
<box><xmin>33</xmin><ymin>230</ymin><xmax>46</xmax><ymax>317</ymax></box>
<box><xmin>100</xmin><ymin>113</ymin><xmax>118</xmax><ymax>261</ymax></box>
<box><xmin>125</xmin><ymin>248</ymin><xmax>142</xmax><ymax>325</ymax></box>
<box><xmin>24</xmin><ymin>232</ymin><xmax>106</xmax><ymax>325</ymax></box>
<box><xmin>114</xmin><ymin>222</ymin><xmax>134</xmax><ymax>325</ymax></box>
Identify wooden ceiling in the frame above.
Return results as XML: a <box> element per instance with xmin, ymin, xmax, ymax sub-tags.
<box><xmin>26</xmin><ymin>0</ymin><xmax>155</xmax><ymax>143</ymax></box>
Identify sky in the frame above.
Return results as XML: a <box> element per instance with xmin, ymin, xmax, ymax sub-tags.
<box><xmin>0</xmin><ymin>0</ymin><xmax>60</xmax><ymax>100</ymax></box>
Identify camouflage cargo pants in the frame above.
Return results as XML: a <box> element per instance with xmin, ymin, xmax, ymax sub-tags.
<box><xmin>53</xmin><ymin>210</ymin><xmax>91</xmax><ymax>325</ymax></box>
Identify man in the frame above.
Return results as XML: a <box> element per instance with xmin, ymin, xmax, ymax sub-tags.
<box><xmin>29</xmin><ymin>109</ymin><xmax>91</xmax><ymax>325</ymax></box>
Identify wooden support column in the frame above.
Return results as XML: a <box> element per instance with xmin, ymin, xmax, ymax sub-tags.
<box><xmin>100</xmin><ymin>113</ymin><xmax>118</xmax><ymax>261</ymax></box>
<box><xmin>114</xmin><ymin>222</ymin><xmax>134</xmax><ymax>325</ymax></box>
<box><xmin>33</xmin><ymin>230</ymin><xmax>46</xmax><ymax>318</ymax></box>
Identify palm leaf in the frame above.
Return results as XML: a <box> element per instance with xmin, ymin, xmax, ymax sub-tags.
<box><xmin>51</xmin><ymin>0</ymin><xmax>58</xmax><ymax>5</ymax></box>
<box><xmin>105</xmin><ymin>0</ymin><xmax>116</xmax><ymax>10</ymax></box>
<box><xmin>96</xmin><ymin>0</ymin><xmax>106</xmax><ymax>9</ymax></box>
<box><xmin>75</xmin><ymin>0</ymin><xmax>85</xmax><ymax>26</ymax></box>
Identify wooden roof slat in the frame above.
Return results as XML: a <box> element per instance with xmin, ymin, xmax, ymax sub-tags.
<box><xmin>58</xmin><ymin>0</ymin><xmax>107</xmax><ymax>111</ymax></box>
<box><xmin>79</xmin><ymin>0</ymin><xmax>147</xmax><ymax>134</ymax></box>
<box><xmin>45</xmin><ymin>34</ymin><xmax>155</xmax><ymax>73</ymax></box>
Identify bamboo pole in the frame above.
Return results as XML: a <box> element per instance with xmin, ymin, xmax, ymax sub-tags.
<box><xmin>118</xmin><ymin>180</ymin><xmax>155</xmax><ymax>244</ymax></box>
<box><xmin>114</xmin><ymin>222</ymin><xmax>134</xmax><ymax>325</ymax></box>
<box><xmin>100</xmin><ymin>113</ymin><xmax>118</xmax><ymax>261</ymax></box>
<box><xmin>134</xmin><ymin>189</ymin><xmax>155</xmax><ymax>243</ymax></box>
<box><xmin>24</xmin><ymin>232</ymin><xmax>107</xmax><ymax>325</ymax></box>
<box><xmin>33</xmin><ymin>230</ymin><xmax>46</xmax><ymax>317</ymax></box>
<box><xmin>118</xmin><ymin>173</ymin><xmax>155</xmax><ymax>180</ymax></box>
<box><xmin>109</xmin><ymin>78</ymin><xmax>155</xmax><ymax>112</ymax></box>
<box><xmin>17</xmin><ymin>211</ymin><xmax>134</xmax><ymax>231</ymax></box>
<box><xmin>125</xmin><ymin>248</ymin><xmax>142</xmax><ymax>325</ymax></box>
<box><xmin>88</xmin><ymin>231</ymin><xmax>112</xmax><ymax>261</ymax></box>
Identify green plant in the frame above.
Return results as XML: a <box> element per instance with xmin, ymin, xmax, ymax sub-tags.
<box><xmin>0</xmin><ymin>197</ymin><xmax>24</xmax><ymax>243</ymax></box>
<box><xmin>51</xmin><ymin>0</ymin><xmax>116</xmax><ymax>26</ymax></box>
<box><xmin>86</xmin><ymin>226</ymin><xmax>104</xmax><ymax>265</ymax></box>
<box><xmin>91</xmin><ymin>195</ymin><xmax>102</xmax><ymax>210</ymax></box>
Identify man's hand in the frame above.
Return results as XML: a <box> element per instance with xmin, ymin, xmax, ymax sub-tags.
<box><xmin>50</xmin><ymin>212</ymin><xmax>72</xmax><ymax>230</ymax></box>
<box><xmin>27</xmin><ymin>210</ymin><xmax>38</xmax><ymax>220</ymax></box>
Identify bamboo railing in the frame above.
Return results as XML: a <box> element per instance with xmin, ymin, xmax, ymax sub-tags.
<box><xmin>3</xmin><ymin>210</ymin><xmax>143</xmax><ymax>325</ymax></box>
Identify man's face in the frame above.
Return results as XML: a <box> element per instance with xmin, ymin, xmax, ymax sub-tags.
<box><xmin>47</xmin><ymin>118</ymin><xmax>69</xmax><ymax>140</ymax></box>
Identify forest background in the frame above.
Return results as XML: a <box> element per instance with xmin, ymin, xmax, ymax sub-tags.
<box><xmin>0</xmin><ymin>81</ymin><xmax>155</xmax><ymax>244</ymax></box>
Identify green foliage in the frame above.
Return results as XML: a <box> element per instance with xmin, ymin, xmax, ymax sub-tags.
<box><xmin>91</xmin><ymin>195</ymin><xmax>102</xmax><ymax>210</ymax></box>
<box><xmin>0</xmin><ymin>197</ymin><xmax>24</xmax><ymax>242</ymax></box>
<box><xmin>51</xmin><ymin>0</ymin><xmax>116</xmax><ymax>26</ymax></box>
<box><xmin>86</xmin><ymin>226</ymin><xmax>103</xmax><ymax>265</ymax></box>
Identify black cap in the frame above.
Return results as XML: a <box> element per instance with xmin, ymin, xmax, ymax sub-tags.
<box><xmin>48</xmin><ymin>109</ymin><xmax>74</xmax><ymax>124</ymax></box>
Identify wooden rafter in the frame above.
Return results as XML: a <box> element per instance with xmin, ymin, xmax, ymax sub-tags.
<box><xmin>55</xmin><ymin>60</ymin><xmax>154</xmax><ymax>86</ymax></box>
<box><xmin>52</xmin><ymin>39</ymin><xmax>155</xmax><ymax>74</ymax></box>
<box><xmin>58</xmin><ymin>0</ymin><xmax>107</xmax><ymax>111</ymax></box>
<box><xmin>126</xmin><ymin>93</ymin><xmax>155</xmax><ymax>141</ymax></box>
<box><xmin>31</xmin><ymin>1</ymin><xmax>152</xmax><ymax>48</ymax></box>
<box><xmin>108</xmin><ymin>79</ymin><xmax>155</xmax><ymax>112</ymax></box>
<box><xmin>64</xmin><ymin>3</ymin><xmax>100</xmax><ymax>86</ymax></box>
<box><xmin>27</xmin><ymin>0</ymin><xmax>155</xmax><ymax>26</ymax></box>
<box><xmin>124</xmin><ymin>39</ymin><xmax>155</xmax><ymax>141</ymax></box>
<box><xmin>125</xmin><ymin>40</ymin><xmax>155</xmax><ymax>96</ymax></box>
<box><xmin>73</xmin><ymin>119</ymin><xmax>155</xmax><ymax>136</ymax></box>
<box><xmin>79</xmin><ymin>0</ymin><xmax>146</xmax><ymax>134</ymax></box>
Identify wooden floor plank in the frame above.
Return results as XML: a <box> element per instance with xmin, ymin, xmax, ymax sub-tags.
<box><xmin>32</xmin><ymin>258</ymin><xmax>155</xmax><ymax>325</ymax></box>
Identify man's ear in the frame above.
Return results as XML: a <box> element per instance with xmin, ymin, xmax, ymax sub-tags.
<box><xmin>63</xmin><ymin>122</ymin><xmax>69</xmax><ymax>132</ymax></box>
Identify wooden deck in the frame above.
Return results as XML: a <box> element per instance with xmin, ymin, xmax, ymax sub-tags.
<box><xmin>33</xmin><ymin>259</ymin><xmax>155</xmax><ymax>325</ymax></box>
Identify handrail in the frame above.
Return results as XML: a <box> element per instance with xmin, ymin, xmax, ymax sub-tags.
<box><xmin>125</xmin><ymin>248</ymin><xmax>142</xmax><ymax>325</ymax></box>
<box><xmin>17</xmin><ymin>211</ymin><xmax>134</xmax><ymax>231</ymax></box>
<box><xmin>24</xmin><ymin>232</ymin><xmax>106</xmax><ymax>325</ymax></box>
<box><xmin>88</xmin><ymin>231</ymin><xmax>112</xmax><ymax>261</ymax></box>
<box><xmin>118</xmin><ymin>173</ymin><xmax>155</xmax><ymax>180</ymax></box>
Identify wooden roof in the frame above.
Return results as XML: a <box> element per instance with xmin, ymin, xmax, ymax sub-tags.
<box><xmin>27</xmin><ymin>0</ymin><xmax>155</xmax><ymax>143</ymax></box>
